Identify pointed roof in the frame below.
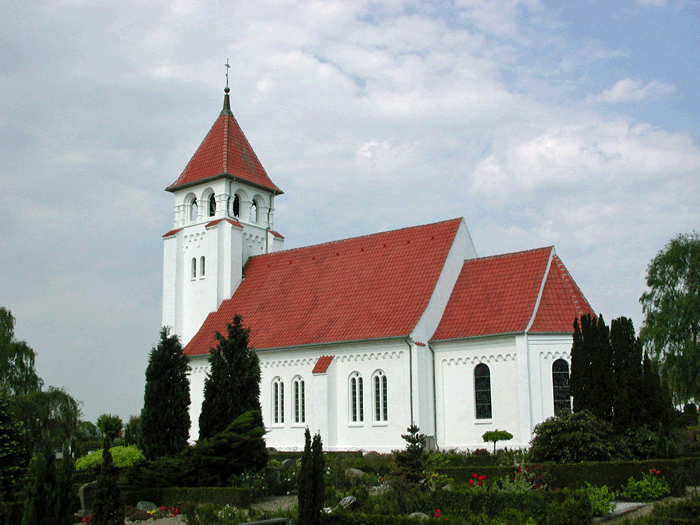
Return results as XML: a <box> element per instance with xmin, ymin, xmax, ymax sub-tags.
<box><xmin>183</xmin><ymin>219</ymin><xmax>463</xmax><ymax>356</ymax></box>
<box><xmin>431</xmin><ymin>247</ymin><xmax>594</xmax><ymax>341</ymax></box>
<box><xmin>167</xmin><ymin>91</ymin><xmax>282</xmax><ymax>194</ymax></box>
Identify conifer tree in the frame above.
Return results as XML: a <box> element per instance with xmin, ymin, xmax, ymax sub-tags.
<box><xmin>394</xmin><ymin>424</ymin><xmax>427</xmax><ymax>485</ymax></box>
<box><xmin>140</xmin><ymin>328</ymin><xmax>190</xmax><ymax>459</ymax></box>
<box><xmin>22</xmin><ymin>443</ymin><xmax>75</xmax><ymax>525</ymax></box>
<box><xmin>298</xmin><ymin>428</ymin><xmax>324</xmax><ymax>525</ymax></box>
<box><xmin>199</xmin><ymin>315</ymin><xmax>262</xmax><ymax>440</ymax></box>
<box><xmin>610</xmin><ymin>317</ymin><xmax>645</xmax><ymax>432</ymax></box>
<box><xmin>91</xmin><ymin>439</ymin><xmax>124</xmax><ymax>525</ymax></box>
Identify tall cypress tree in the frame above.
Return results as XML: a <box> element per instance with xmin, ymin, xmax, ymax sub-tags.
<box><xmin>22</xmin><ymin>443</ymin><xmax>74</xmax><ymax>525</ymax></box>
<box><xmin>91</xmin><ymin>439</ymin><xmax>124</xmax><ymax>525</ymax></box>
<box><xmin>298</xmin><ymin>428</ymin><xmax>324</xmax><ymax>525</ymax></box>
<box><xmin>610</xmin><ymin>317</ymin><xmax>645</xmax><ymax>432</ymax></box>
<box><xmin>140</xmin><ymin>327</ymin><xmax>190</xmax><ymax>459</ymax></box>
<box><xmin>199</xmin><ymin>315</ymin><xmax>262</xmax><ymax>440</ymax></box>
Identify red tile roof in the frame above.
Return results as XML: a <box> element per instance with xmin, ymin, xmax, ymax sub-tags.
<box><xmin>312</xmin><ymin>355</ymin><xmax>334</xmax><ymax>374</ymax></box>
<box><xmin>163</xmin><ymin>228</ymin><xmax>182</xmax><ymax>238</ymax></box>
<box><xmin>431</xmin><ymin>247</ymin><xmax>593</xmax><ymax>341</ymax></box>
<box><xmin>183</xmin><ymin>218</ymin><xmax>462</xmax><ymax>356</ymax></box>
<box><xmin>529</xmin><ymin>255</ymin><xmax>594</xmax><ymax>332</ymax></box>
<box><xmin>167</xmin><ymin>94</ymin><xmax>282</xmax><ymax>194</ymax></box>
<box><xmin>205</xmin><ymin>218</ymin><xmax>243</xmax><ymax>229</ymax></box>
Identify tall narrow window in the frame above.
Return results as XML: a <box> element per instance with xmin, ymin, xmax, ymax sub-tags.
<box><xmin>200</xmin><ymin>256</ymin><xmax>205</xmax><ymax>277</ymax></box>
<box><xmin>209</xmin><ymin>194</ymin><xmax>216</xmax><ymax>216</ymax></box>
<box><xmin>273</xmin><ymin>378</ymin><xmax>284</xmax><ymax>424</ymax></box>
<box><xmin>191</xmin><ymin>258</ymin><xmax>196</xmax><ymax>279</ymax></box>
<box><xmin>293</xmin><ymin>376</ymin><xmax>306</xmax><ymax>424</ymax></box>
<box><xmin>190</xmin><ymin>198</ymin><xmax>198</xmax><ymax>222</ymax></box>
<box><xmin>250</xmin><ymin>200</ymin><xmax>258</xmax><ymax>223</ymax></box>
<box><xmin>350</xmin><ymin>372</ymin><xmax>364</xmax><ymax>423</ymax></box>
<box><xmin>552</xmin><ymin>359</ymin><xmax>571</xmax><ymax>415</ymax></box>
<box><xmin>474</xmin><ymin>363</ymin><xmax>492</xmax><ymax>419</ymax></box>
<box><xmin>373</xmin><ymin>371</ymin><xmax>388</xmax><ymax>422</ymax></box>
<box><xmin>233</xmin><ymin>195</ymin><xmax>240</xmax><ymax>217</ymax></box>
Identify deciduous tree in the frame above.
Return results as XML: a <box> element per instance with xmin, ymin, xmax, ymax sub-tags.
<box><xmin>640</xmin><ymin>231</ymin><xmax>700</xmax><ymax>404</ymax></box>
<box><xmin>140</xmin><ymin>327</ymin><xmax>190</xmax><ymax>459</ymax></box>
<box><xmin>199</xmin><ymin>315</ymin><xmax>262</xmax><ymax>440</ymax></box>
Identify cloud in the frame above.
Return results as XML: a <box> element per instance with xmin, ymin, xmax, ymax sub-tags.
<box><xmin>586</xmin><ymin>78</ymin><xmax>675</xmax><ymax>104</ymax></box>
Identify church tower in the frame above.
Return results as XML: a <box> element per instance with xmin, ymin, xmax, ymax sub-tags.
<box><xmin>162</xmin><ymin>86</ymin><xmax>284</xmax><ymax>345</ymax></box>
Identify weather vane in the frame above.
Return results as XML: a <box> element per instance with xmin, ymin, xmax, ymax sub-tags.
<box><xmin>225</xmin><ymin>58</ymin><xmax>231</xmax><ymax>92</ymax></box>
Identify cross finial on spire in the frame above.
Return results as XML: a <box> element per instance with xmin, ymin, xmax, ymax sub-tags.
<box><xmin>224</xmin><ymin>58</ymin><xmax>231</xmax><ymax>93</ymax></box>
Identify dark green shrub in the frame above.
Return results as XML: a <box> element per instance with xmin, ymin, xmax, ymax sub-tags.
<box><xmin>394</xmin><ymin>425</ymin><xmax>426</xmax><ymax>485</ymax></box>
<box><xmin>629</xmin><ymin>494</ymin><xmax>700</xmax><ymax>524</ymax></box>
<box><xmin>620</xmin><ymin>469</ymin><xmax>670</xmax><ymax>501</ymax></box>
<box><xmin>299</xmin><ymin>429</ymin><xmax>324</xmax><ymax>525</ymax></box>
<box><xmin>91</xmin><ymin>440</ymin><xmax>125</xmax><ymax>525</ymax></box>
<box><xmin>530</xmin><ymin>410</ymin><xmax>615</xmax><ymax>463</ymax></box>
<box><xmin>121</xmin><ymin>486</ymin><xmax>252</xmax><ymax>507</ymax></box>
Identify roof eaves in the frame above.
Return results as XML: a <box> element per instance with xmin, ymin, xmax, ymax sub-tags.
<box><xmin>429</xmin><ymin>331</ymin><xmax>525</xmax><ymax>344</ymax></box>
<box><xmin>243</xmin><ymin>335</ymin><xmax>409</xmax><ymax>354</ymax></box>
<box><xmin>166</xmin><ymin>172</ymin><xmax>283</xmax><ymax>195</ymax></box>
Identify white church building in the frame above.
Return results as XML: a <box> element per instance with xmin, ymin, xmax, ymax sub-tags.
<box><xmin>162</xmin><ymin>88</ymin><xmax>594</xmax><ymax>452</ymax></box>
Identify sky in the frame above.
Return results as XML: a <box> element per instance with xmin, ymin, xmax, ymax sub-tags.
<box><xmin>1</xmin><ymin>0</ymin><xmax>698</xmax><ymax>424</ymax></box>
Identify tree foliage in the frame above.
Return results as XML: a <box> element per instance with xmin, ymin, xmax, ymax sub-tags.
<box><xmin>199</xmin><ymin>315</ymin><xmax>262</xmax><ymax>440</ymax></box>
<box><xmin>0</xmin><ymin>307</ymin><xmax>43</xmax><ymax>396</ymax></box>
<box><xmin>22</xmin><ymin>443</ymin><xmax>75</xmax><ymax>525</ymax></box>
<box><xmin>298</xmin><ymin>428</ymin><xmax>325</xmax><ymax>525</ymax></box>
<box><xmin>91</xmin><ymin>439</ymin><xmax>124</xmax><ymax>525</ymax></box>
<box><xmin>530</xmin><ymin>410</ymin><xmax>615</xmax><ymax>463</ymax></box>
<box><xmin>127</xmin><ymin>410</ymin><xmax>267</xmax><ymax>488</ymax></box>
<box><xmin>96</xmin><ymin>414</ymin><xmax>122</xmax><ymax>445</ymax></box>
<box><xmin>570</xmin><ymin>314</ymin><xmax>672</xmax><ymax>434</ymax></box>
<box><xmin>394</xmin><ymin>424</ymin><xmax>427</xmax><ymax>485</ymax></box>
<box><xmin>640</xmin><ymin>231</ymin><xmax>700</xmax><ymax>404</ymax></box>
<box><xmin>482</xmin><ymin>429</ymin><xmax>513</xmax><ymax>454</ymax></box>
<box><xmin>140</xmin><ymin>327</ymin><xmax>190</xmax><ymax>459</ymax></box>
<box><xmin>14</xmin><ymin>387</ymin><xmax>82</xmax><ymax>453</ymax></box>
<box><xmin>0</xmin><ymin>393</ymin><xmax>27</xmax><ymax>508</ymax></box>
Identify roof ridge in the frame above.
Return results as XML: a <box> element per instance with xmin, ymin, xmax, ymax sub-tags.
<box><xmin>246</xmin><ymin>218</ymin><xmax>463</xmax><ymax>261</ymax></box>
<box><xmin>469</xmin><ymin>245</ymin><xmax>554</xmax><ymax>262</ymax></box>
<box><xmin>525</xmin><ymin>247</ymin><xmax>555</xmax><ymax>332</ymax></box>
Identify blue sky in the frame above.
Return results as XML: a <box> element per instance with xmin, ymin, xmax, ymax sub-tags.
<box><xmin>1</xmin><ymin>0</ymin><xmax>698</xmax><ymax>424</ymax></box>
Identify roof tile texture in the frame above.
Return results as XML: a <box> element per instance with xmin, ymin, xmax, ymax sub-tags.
<box><xmin>168</xmin><ymin>99</ymin><xmax>281</xmax><ymax>194</ymax></box>
<box><xmin>529</xmin><ymin>255</ymin><xmax>594</xmax><ymax>332</ymax></box>
<box><xmin>312</xmin><ymin>355</ymin><xmax>335</xmax><ymax>374</ymax></box>
<box><xmin>184</xmin><ymin>219</ymin><xmax>462</xmax><ymax>356</ymax></box>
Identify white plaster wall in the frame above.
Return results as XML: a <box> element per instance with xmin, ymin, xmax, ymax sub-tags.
<box><xmin>258</xmin><ymin>339</ymin><xmax>411</xmax><ymax>452</ymax></box>
<box><xmin>433</xmin><ymin>336</ymin><xmax>522</xmax><ymax>449</ymax></box>
<box><xmin>528</xmin><ymin>334</ymin><xmax>573</xmax><ymax>424</ymax></box>
<box><xmin>188</xmin><ymin>355</ymin><xmax>210</xmax><ymax>442</ymax></box>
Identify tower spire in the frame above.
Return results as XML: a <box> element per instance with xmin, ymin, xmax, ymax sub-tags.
<box><xmin>221</xmin><ymin>58</ymin><xmax>233</xmax><ymax>116</ymax></box>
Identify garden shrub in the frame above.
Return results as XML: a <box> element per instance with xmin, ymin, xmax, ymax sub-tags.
<box><xmin>75</xmin><ymin>445</ymin><xmax>145</xmax><ymax>471</ymax></box>
<box><xmin>529</xmin><ymin>410</ymin><xmax>615</xmax><ymax>463</ymax></box>
<box><xmin>121</xmin><ymin>486</ymin><xmax>252</xmax><ymax>507</ymax></box>
<box><xmin>620</xmin><ymin>469</ymin><xmax>670</xmax><ymax>501</ymax></box>
<box><xmin>627</xmin><ymin>494</ymin><xmax>700</xmax><ymax>524</ymax></box>
<box><xmin>584</xmin><ymin>483</ymin><xmax>615</xmax><ymax>516</ymax></box>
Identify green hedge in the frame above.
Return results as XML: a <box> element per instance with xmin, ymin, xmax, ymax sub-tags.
<box><xmin>435</xmin><ymin>458</ymin><xmax>700</xmax><ymax>494</ymax></box>
<box><xmin>121</xmin><ymin>486</ymin><xmax>253</xmax><ymax>507</ymax></box>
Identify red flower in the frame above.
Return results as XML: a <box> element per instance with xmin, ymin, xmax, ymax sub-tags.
<box><xmin>434</xmin><ymin>509</ymin><xmax>441</xmax><ymax>518</ymax></box>
<box><xmin>472</xmin><ymin>473</ymin><xmax>478</xmax><ymax>478</ymax></box>
<box><xmin>477</xmin><ymin>481</ymin><xmax>482</xmax><ymax>486</ymax></box>
<box><xmin>469</xmin><ymin>479</ymin><xmax>474</xmax><ymax>485</ymax></box>
<box><xmin>478</xmin><ymin>475</ymin><xmax>487</xmax><ymax>481</ymax></box>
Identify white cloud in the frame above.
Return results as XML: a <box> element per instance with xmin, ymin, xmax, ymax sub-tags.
<box><xmin>586</xmin><ymin>78</ymin><xmax>675</xmax><ymax>104</ymax></box>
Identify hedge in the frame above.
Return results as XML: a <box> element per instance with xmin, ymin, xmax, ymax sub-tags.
<box><xmin>121</xmin><ymin>486</ymin><xmax>253</xmax><ymax>507</ymax></box>
<box><xmin>434</xmin><ymin>457</ymin><xmax>700</xmax><ymax>495</ymax></box>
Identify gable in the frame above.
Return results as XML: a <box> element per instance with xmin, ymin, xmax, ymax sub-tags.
<box><xmin>184</xmin><ymin>218</ymin><xmax>463</xmax><ymax>356</ymax></box>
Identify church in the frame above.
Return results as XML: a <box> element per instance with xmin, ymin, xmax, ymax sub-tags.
<box><xmin>161</xmin><ymin>87</ymin><xmax>595</xmax><ymax>452</ymax></box>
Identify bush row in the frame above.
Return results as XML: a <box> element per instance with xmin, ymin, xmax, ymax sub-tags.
<box><xmin>121</xmin><ymin>486</ymin><xmax>253</xmax><ymax>508</ymax></box>
<box><xmin>435</xmin><ymin>457</ymin><xmax>700</xmax><ymax>494</ymax></box>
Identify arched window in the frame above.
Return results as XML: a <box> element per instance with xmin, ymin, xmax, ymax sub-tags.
<box><xmin>191</xmin><ymin>258</ymin><xmax>196</xmax><ymax>279</ymax></box>
<box><xmin>200</xmin><ymin>256</ymin><xmax>205</xmax><ymax>277</ymax></box>
<box><xmin>250</xmin><ymin>200</ymin><xmax>258</xmax><ymax>223</ymax></box>
<box><xmin>272</xmin><ymin>378</ymin><xmax>284</xmax><ymax>424</ymax></box>
<box><xmin>293</xmin><ymin>376</ymin><xmax>305</xmax><ymax>424</ymax></box>
<box><xmin>190</xmin><ymin>198</ymin><xmax>198</xmax><ymax>222</ymax></box>
<box><xmin>233</xmin><ymin>195</ymin><xmax>240</xmax><ymax>217</ymax></box>
<box><xmin>474</xmin><ymin>363</ymin><xmax>492</xmax><ymax>419</ymax></box>
<box><xmin>209</xmin><ymin>194</ymin><xmax>216</xmax><ymax>217</ymax></box>
<box><xmin>552</xmin><ymin>359</ymin><xmax>571</xmax><ymax>415</ymax></box>
<box><xmin>349</xmin><ymin>372</ymin><xmax>364</xmax><ymax>423</ymax></box>
<box><xmin>373</xmin><ymin>371</ymin><xmax>388</xmax><ymax>422</ymax></box>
